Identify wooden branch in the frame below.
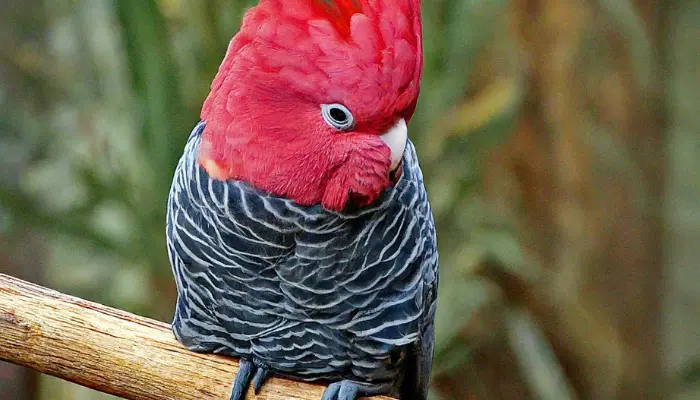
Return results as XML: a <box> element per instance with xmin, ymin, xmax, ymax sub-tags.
<box><xmin>0</xmin><ymin>274</ymin><xmax>392</xmax><ymax>400</ymax></box>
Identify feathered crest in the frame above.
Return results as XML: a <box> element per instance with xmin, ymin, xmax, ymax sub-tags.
<box><xmin>310</xmin><ymin>0</ymin><xmax>365</xmax><ymax>37</ymax></box>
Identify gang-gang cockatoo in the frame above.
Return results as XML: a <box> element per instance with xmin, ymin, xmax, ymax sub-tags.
<box><xmin>166</xmin><ymin>1</ymin><xmax>438</xmax><ymax>399</ymax></box>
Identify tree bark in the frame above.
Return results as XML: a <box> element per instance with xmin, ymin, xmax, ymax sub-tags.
<box><xmin>0</xmin><ymin>274</ymin><xmax>393</xmax><ymax>400</ymax></box>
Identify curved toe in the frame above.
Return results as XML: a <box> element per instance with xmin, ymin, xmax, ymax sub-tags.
<box><xmin>320</xmin><ymin>380</ymin><xmax>391</xmax><ymax>400</ymax></box>
<box><xmin>229</xmin><ymin>359</ymin><xmax>273</xmax><ymax>400</ymax></box>
<box><xmin>253</xmin><ymin>365</ymin><xmax>271</xmax><ymax>394</ymax></box>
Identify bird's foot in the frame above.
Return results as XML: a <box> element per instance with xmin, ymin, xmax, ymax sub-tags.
<box><xmin>321</xmin><ymin>380</ymin><xmax>392</xmax><ymax>400</ymax></box>
<box><xmin>229</xmin><ymin>359</ymin><xmax>272</xmax><ymax>400</ymax></box>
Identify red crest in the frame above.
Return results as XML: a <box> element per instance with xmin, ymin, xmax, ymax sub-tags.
<box><xmin>198</xmin><ymin>0</ymin><xmax>423</xmax><ymax>210</ymax></box>
<box><xmin>310</xmin><ymin>0</ymin><xmax>365</xmax><ymax>37</ymax></box>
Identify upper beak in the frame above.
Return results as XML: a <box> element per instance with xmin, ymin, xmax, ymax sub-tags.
<box><xmin>379</xmin><ymin>118</ymin><xmax>408</xmax><ymax>171</ymax></box>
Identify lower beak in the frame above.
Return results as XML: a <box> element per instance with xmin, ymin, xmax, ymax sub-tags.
<box><xmin>379</xmin><ymin>118</ymin><xmax>408</xmax><ymax>171</ymax></box>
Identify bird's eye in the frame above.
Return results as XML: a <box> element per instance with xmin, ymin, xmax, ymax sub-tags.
<box><xmin>321</xmin><ymin>103</ymin><xmax>355</xmax><ymax>131</ymax></box>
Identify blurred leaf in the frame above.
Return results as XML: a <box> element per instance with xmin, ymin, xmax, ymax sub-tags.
<box><xmin>426</xmin><ymin>77</ymin><xmax>522</xmax><ymax>160</ymax></box>
<box><xmin>506</xmin><ymin>309</ymin><xmax>576</xmax><ymax>400</ymax></box>
<box><xmin>416</xmin><ymin>0</ymin><xmax>511</xmax><ymax>140</ymax></box>
<box><xmin>114</xmin><ymin>0</ymin><xmax>192</xmax><ymax>194</ymax></box>
<box><xmin>681</xmin><ymin>359</ymin><xmax>700</xmax><ymax>388</ymax></box>
<box><xmin>597</xmin><ymin>0</ymin><xmax>654</xmax><ymax>92</ymax></box>
<box><xmin>433</xmin><ymin>276</ymin><xmax>500</xmax><ymax>361</ymax></box>
<box><xmin>473</xmin><ymin>228</ymin><xmax>542</xmax><ymax>282</ymax></box>
<box><xmin>452</xmin><ymin>79</ymin><xmax>521</xmax><ymax>136</ymax></box>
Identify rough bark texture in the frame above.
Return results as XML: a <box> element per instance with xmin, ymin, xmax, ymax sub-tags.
<box><xmin>0</xmin><ymin>237</ymin><xmax>42</xmax><ymax>400</ymax></box>
<box><xmin>0</xmin><ymin>273</ymin><xmax>393</xmax><ymax>400</ymax></box>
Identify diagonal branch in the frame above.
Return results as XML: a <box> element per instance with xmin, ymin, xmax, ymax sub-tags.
<box><xmin>0</xmin><ymin>274</ymin><xmax>393</xmax><ymax>400</ymax></box>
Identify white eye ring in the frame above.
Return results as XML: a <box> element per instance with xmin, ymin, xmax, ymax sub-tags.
<box><xmin>321</xmin><ymin>103</ymin><xmax>355</xmax><ymax>131</ymax></box>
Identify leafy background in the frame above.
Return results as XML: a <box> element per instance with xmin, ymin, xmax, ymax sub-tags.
<box><xmin>1</xmin><ymin>0</ymin><xmax>698</xmax><ymax>399</ymax></box>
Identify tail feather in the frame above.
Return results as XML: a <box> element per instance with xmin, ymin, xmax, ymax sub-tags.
<box><xmin>399</xmin><ymin>316</ymin><xmax>434</xmax><ymax>399</ymax></box>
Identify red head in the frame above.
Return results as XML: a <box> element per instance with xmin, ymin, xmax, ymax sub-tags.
<box><xmin>198</xmin><ymin>0</ymin><xmax>423</xmax><ymax>211</ymax></box>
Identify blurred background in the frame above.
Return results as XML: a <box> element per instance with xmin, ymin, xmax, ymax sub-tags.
<box><xmin>1</xmin><ymin>0</ymin><xmax>698</xmax><ymax>399</ymax></box>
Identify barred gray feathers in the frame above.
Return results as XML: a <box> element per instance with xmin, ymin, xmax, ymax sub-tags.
<box><xmin>167</xmin><ymin>122</ymin><xmax>438</xmax><ymax>395</ymax></box>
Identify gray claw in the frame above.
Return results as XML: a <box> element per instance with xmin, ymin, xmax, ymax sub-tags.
<box><xmin>338</xmin><ymin>383</ymin><xmax>359</xmax><ymax>400</ymax></box>
<box><xmin>253</xmin><ymin>365</ymin><xmax>270</xmax><ymax>394</ymax></box>
<box><xmin>321</xmin><ymin>382</ymin><xmax>342</xmax><ymax>400</ymax></box>
<box><xmin>229</xmin><ymin>359</ymin><xmax>273</xmax><ymax>400</ymax></box>
<box><xmin>229</xmin><ymin>359</ymin><xmax>253</xmax><ymax>400</ymax></box>
<box><xmin>321</xmin><ymin>380</ymin><xmax>391</xmax><ymax>400</ymax></box>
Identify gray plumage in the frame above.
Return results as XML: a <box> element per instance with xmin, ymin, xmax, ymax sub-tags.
<box><xmin>167</xmin><ymin>122</ymin><xmax>438</xmax><ymax>399</ymax></box>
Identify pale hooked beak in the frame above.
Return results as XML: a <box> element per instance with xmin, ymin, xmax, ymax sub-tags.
<box><xmin>380</xmin><ymin>118</ymin><xmax>407</xmax><ymax>171</ymax></box>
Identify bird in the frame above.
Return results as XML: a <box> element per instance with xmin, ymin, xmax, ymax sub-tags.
<box><xmin>165</xmin><ymin>1</ymin><xmax>438</xmax><ymax>399</ymax></box>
